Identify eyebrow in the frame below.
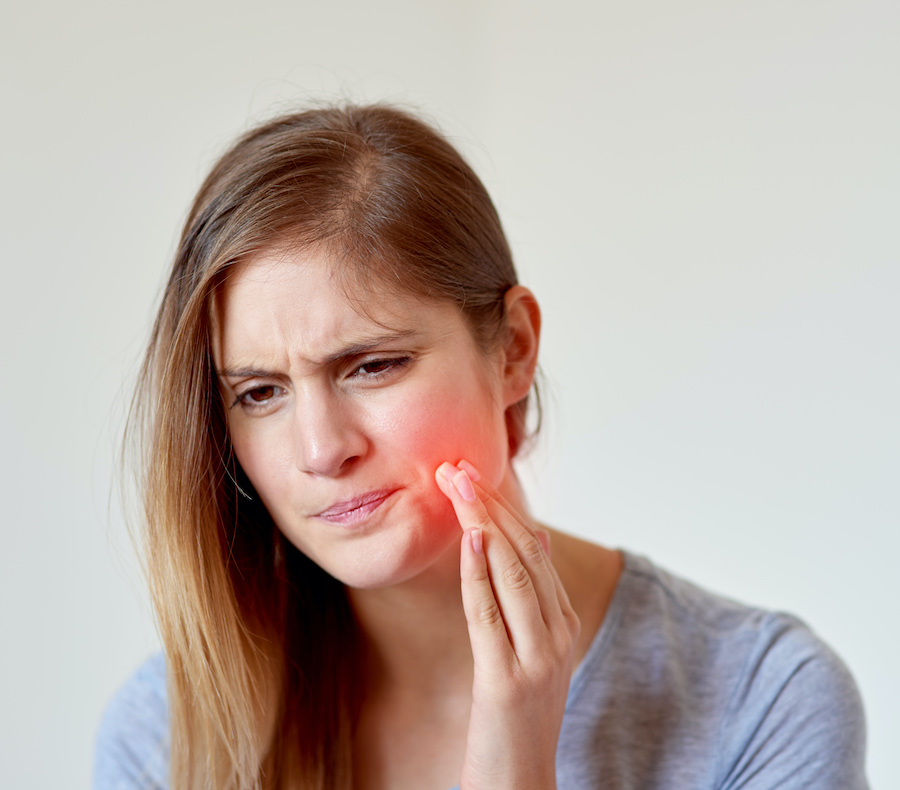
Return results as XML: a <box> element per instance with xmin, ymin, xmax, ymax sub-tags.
<box><xmin>217</xmin><ymin>330</ymin><xmax>419</xmax><ymax>379</ymax></box>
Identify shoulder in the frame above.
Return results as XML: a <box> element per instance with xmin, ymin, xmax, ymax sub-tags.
<box><xmin>713</xmin><ymin>604</ymin><xmax>868</xmax><ymax>788</ymax></box>
<box><xmin>93</xmin><ymin>652</ymin><xmax>169</xmax><ymax>790</ymax></box>
<box><xmin>592</xmin><ymin>552</ymin><xmax>869</xmax><ymax>788</ymax></box>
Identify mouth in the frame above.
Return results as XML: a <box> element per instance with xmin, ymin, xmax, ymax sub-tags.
<box><xmin>313</xmin><ymin>488</ymin><xmax>399</xmax><ymax>526</ymax></box>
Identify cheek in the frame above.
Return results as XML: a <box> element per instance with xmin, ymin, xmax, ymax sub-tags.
<box><xmin>373</xmin><ymin>378</ymin><xmax>508</xmax><ymax>481</ymax></box>
<box><xmin>227</xmin><ymin>420</ymin><xmax>294</xmax><ymax>504</ymax></box>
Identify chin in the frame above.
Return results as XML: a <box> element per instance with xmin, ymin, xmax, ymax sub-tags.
<box><xmin>308</xmin><ymin>524</ymin><xmax>461</xmax><ymax>591</ymax></box>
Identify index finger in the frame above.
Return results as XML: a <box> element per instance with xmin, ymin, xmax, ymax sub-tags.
<box><xmin>456</xmin><ymin>459</ymin><xmax>574</xmax><ymax>618</ymax></box>
<box><xmin>457</xmin><ymin>459</ymin><xmax>529</xmax><ymax>526</ymax></box>
<box><xmin>456</xmin><ymin>460</ymin><xmax>551</xmax><ymax>559</ymax></box>
<box><xmin>439</xmin><ymin>461</ymin><xmax>568</xmax><ymax>616</ymax></box>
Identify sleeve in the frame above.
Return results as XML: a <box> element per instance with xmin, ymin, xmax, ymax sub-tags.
<box><xmin>715</xmin><ymin>614</ymin><xmax>868</xmax><ymax>790</ymax></box>
<box><xmin>93</xmin><ymin>653</ymin><xmax>170</xmax><ymax>790</ymax></box>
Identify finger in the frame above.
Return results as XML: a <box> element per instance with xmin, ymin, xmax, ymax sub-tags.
<box><xmin>451</xmin><ymin>461</ymin><xmax>537</xmax><ymax>551</ymax></box>
<box><xmin>437</xmin><ymin>461</ymin><xmax>574</xmax><ymax>630</ymax></box>
<box><xmin>476</xmin><ymin>493</ymin><xmax>563</xmax><ymax>620</ymax></box>
<box><xmin>453</xmin><ymin>462</ymin><xmax>564</xmax><ymax>619</ymax></box>
<box><xmin>456</xmin><ymin>460</ymin><xmax>548</xmax><ymax>562</ymax></box>
<box><xmin>436</xmin><ymin>465</ymin><xmax>553</xmax><ymax>652</ymax></box>
<box><xmin>438</xmin><ymin>463</ymin><xmax>545</xmax><ymax>593</ymax></box>
<box><xmin>459</xmin><ymin>526</ymin><xmax>516</xmax><ymax>673</ymax></box>
<box><xmin>457</xmin><ymin>459</ymin><xmax>528</xmax><ymax>524</ymax></box>
<box><xmin>457</xmin><ymin>461</ymin><xmax>576</xmax><ymax>631</ymax></box>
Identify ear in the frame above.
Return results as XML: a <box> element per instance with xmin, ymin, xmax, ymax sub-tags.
<box><xmin>501</xmin><ymin>285</ymin><xmax>541</xmax><ymax>407</ymax></box>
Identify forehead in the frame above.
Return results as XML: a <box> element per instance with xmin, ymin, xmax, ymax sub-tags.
<box><xmin>210</xmin><ymin>247</ymin><xmax>464</xmax><ymax>366</ymax></box>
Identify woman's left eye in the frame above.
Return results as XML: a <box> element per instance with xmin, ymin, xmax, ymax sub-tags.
<box><xmin>351</xmin><ymin>356</ymin><xmax>412</xmax><ymax>380</ymax></box>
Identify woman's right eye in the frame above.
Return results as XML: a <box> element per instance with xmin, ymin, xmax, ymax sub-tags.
<box><xmin>232</xmin><ymin>385</ymin><xmax>281</xmax><ymax>410</ymax></box>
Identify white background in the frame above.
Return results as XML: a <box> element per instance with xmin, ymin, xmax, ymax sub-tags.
<box><xmin>1</xmin><ymin>1</ymin><xmax>896</xmax><ymax>786</ymax></box>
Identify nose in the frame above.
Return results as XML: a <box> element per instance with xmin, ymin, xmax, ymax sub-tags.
<box><xmin>292</xmin><ymin>392</ymin><xmax>366</xmax><ymax>477</ymax></box>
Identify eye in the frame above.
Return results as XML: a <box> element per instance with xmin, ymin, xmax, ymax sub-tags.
<box><xmin>232</xmin><ymin>385</ymin><xmax>282</xmax><ymax>410</ymax></box>
<box><xmin>246</xmin><ymin>385</ymin><xmax>276</xmax><ymax>402</ymax></box>
<box><xmin>351</xmin><ymin>356</ymin><xmax>412</xmax><ymax>380</ymax></box>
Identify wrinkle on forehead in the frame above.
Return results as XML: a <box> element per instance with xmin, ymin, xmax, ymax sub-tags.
<box><xmin>208</xmin><ymin>245</ymin><xmax>469</xmax><ymax>373</ymax></box>
<box><xmin>210</xmin><ymin>241</ymin><xmax>463</xmax><ymax>348</ymax></box>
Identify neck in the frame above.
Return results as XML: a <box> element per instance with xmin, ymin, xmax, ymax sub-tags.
<box><xmin>348</xmin><ymin>536</ymin><xmax>473</xmax><ymax>698</ymax></box>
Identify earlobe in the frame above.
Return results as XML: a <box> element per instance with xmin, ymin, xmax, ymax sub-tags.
<box><xmin>502</xmin><ymin>285</ymin><xmax>541</xmax><ymax>406</ymax></box>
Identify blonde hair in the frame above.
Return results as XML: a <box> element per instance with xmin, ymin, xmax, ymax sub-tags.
<box><xmin>130</xmin><ymin>104</ymin><xmax>533</xmax><ymax>789</ymax></box>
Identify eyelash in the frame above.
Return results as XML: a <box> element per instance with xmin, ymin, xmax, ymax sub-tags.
<box><xmin>231</xmin><ymin>385</ymin><xmax>282</xmax><ymax>411</ymax></box>
<box><xmin>230</xmin><ymin>356</ymin><xmax>413</xmax><ymax>412</ymax></box>
<box><xmin>351</xmin><ymin>356</ymin><xmax>412</xmax><ymax>379</ymax></box>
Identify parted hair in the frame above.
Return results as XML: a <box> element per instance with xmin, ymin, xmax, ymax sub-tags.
<box><xmin>130</xmin><ymin>104</ymin><xmax>535</xmax><ymax>789</ymax></box>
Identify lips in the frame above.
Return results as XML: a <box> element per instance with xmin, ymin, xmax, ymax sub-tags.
<box><xmin>313</xmin><ymin>488</ymin><xmax>398</xmax><ymax>525</ymax></box>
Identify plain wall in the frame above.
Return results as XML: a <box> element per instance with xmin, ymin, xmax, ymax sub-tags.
<box><xmin>1</xmin><ymin>0</ymin><xmax>896</xmax><ymax>786</ymax></box>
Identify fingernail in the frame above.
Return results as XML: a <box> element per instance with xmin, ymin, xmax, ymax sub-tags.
<box><xmin>457</xmin><ymin>459</ymin><xmax>481</xmax><ymax>481</ymax></box>
<box><xmin>437</xmin><ymin>462</ymin><xmax>459</xmax><ymax>481</ymax></box>
<box><xmin>453</xmin><ymin>470</ymin><xmax>477</xmax><ymax>502</ymax></box>
<box><xmin>469</xmin><ymin>528</ymin><xmax>483</xmax><ymax>555</ymax></box>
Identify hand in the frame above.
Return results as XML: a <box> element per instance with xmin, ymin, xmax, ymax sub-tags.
<box><xmin>435</xmin><ymin>461</ymin><xmax>581</xmax><ymax>790</ymax></box>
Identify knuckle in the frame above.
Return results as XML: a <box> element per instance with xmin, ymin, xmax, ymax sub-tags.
<box><xmin>569</xmin><ymin>610</ymin><xmax>582</xmax><ymax>639</ymax></box>
<box><xmin>553</xmin><ymin>608</ymin><xmax>581</xmax><ymax>643</ymax></box>
<box><xmin>465</xmin><ymin>564</ymin><xmax>491</xmax><ymax>586</ymax></box>
<box><xmin>470</xmin><ymin>596</ymin><xmax>504</xmax><ymax>629</ymax></box>
<box><xmin>501</xmin><ymin>560</ymin><xmax>533</xmax><ymax>593</ymax></box>
<box><xmin>470</xmin><ymin>507</ymin><xmax>494</xmax><ymax>532</ymax></box>
<box><xmin>520</xmin><ymin>533</ymin><xmax>545</xmax><ymax>565</ymax></box>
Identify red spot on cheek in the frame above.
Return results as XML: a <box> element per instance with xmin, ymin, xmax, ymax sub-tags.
<box><xmin>379</xmin><ymin>385</ymin><xmax>504</xmax><ymax>499</ymax></box>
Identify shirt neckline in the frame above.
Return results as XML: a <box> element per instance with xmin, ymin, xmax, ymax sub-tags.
<box><xmin>565</xmin><ymin>548</ymin><xmax>637</xmax><ymax>711</ymax></box>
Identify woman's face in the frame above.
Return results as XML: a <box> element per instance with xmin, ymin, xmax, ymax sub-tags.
<box><xmin>212</xmin><ymin>248</ymin><xmax>515</xmax><ymax>589</ymax></box>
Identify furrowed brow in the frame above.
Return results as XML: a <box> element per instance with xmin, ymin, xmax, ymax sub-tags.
<box><xmin>217</xmin><ymin>330</ymin><xmax>418</xmax><ymax>379</ymax></box>
<box><xmin>217</xmin><ymin>365</ymin><xmax>279</xmax><ymax>379</ymax></box>
<box><xmin>319</xmin><ymin>331</ymin><xmax>417</xmax><ymax>366</ymax></box>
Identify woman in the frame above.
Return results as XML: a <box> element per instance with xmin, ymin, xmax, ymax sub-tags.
<box><xmin>95</xmin><ymin>105</ymin><xmax>868</xmax><ymax>790</ymax></box>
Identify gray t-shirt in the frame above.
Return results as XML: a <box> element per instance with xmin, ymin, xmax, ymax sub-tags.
<box><xmin>94</xmin><ymin>551</ymin><xmax>869</xmax><ymax>789</ymax></box>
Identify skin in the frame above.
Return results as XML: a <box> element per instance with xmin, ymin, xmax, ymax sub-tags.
<box><xmin>212</xmin><ymin>246</ymin><xmax>622</xmax><ymax>790</ymax></box>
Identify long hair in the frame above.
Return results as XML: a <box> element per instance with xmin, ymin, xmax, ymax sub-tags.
<box><xmin>129</xmin><ymin>104</ymin><xmax>534</xmax><ymax>789</ymax></box>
